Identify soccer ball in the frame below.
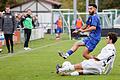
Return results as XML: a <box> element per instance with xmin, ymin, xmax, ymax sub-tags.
<box><xmin>62</xmin><ymin>61</ymin><xmax>71</xmax><ymax>68</ymax></box>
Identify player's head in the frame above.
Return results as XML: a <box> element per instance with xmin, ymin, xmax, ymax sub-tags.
<box><xmin>5</xmin><ymin>5</ymin><xmax>10</xmax><ymax>13</ymax></box>
<box><xmin>26</xmin><ymin>9</ymin><xmax>32</xmax><ymax>15</ymax></box>
<box><xmin>88</xmin><ymin>3</ymin><xmax>97</xmax><ymax>15</ymax></box>
<box><xmin>59</xmin><ymin>17</ymin><xmax>61</xmax><ymax>20</ymax></box>
<box><xmin>106</xmin><ymin>32</ymin><xmax>118</xmax><ymax>44</ymax></box>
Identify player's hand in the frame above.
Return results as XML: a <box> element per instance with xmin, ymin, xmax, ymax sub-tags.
<box><xmin>79</xmin><ymin>29</ymin><xmax>84</xmax><ymax>32</ymax></box>
<box><xmin>72</xmin><ymin>30</ymin><xmax>78</xmax><ymax>33</ymax></box>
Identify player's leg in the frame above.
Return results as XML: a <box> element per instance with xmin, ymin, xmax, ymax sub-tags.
<box><xmin>58</xmin><ymin>63</ymin><xmax>83</xmax><ymax>76</ymax></box>
<box><xmin>82</xmin><ymin>47</ymin><xmax>91</xmax><ymax>59</ymax></box>
<box><xmin>81</xmin><ymin>59</ymin><xmax>102</xmax><ymax>75</ymax></box>
<box><xmin>59</xmin><ymin>69</ymin><xmax>100</xmax><ymax>76</ymax></box>
<box><xmin>24</xmin><ymin>29</ymin><xmax>28</xmax><ymax>48</ymax></box>
<box><xmin>4</xmin><ymin>34</ymin><xmax>10</xmax><ymax>53</ymax></box>
<box><xmin>59</xmin><ymin>60</ymin><xmax>101</xmax><ymax>76</ymax></box>
<box><xmin>59</xmin><ymin>71</ymin><xmax>81</xmax><ymax>76</ymax></box>
<box><xmin>62</xmin><ymin>69</ymin><xmax>99</xmax><ymax>76</ymax></box>
<box><xmin>56</xmin><ymin>62</ymin><xmax>83</xmax><ymax>74</ymax></box>
<box><xmin>82</xmin><ymin>38</ymin><xmax>99</xmax><ymax>59</ymax></box>
<box><xmin>9</xmin><ymin>34</ymin><xmax>14</xmax><ymax>53</ymax></box>
<box><xmin>56</xmin><ymin>28</ymin><xmax>60</xmax><ymax>39</ymax></box>
<box><xmin>0</xmin><ymin>40</ymin><xmax>2</xmax><ymax>52</ymax></box>
<box><xmin>26</xmin><ymin>29</ymin><xmax>31</xmax><ymax>47</ymax></box>
<box><xmin>58</xmin><ymin>39</ymin><xmax>85</xmax><ymax>59</ymax></box>
<box><xmin>56</xmin><ymin>63</ymin><xmax>75</xmax><ymax>73</ymax></box>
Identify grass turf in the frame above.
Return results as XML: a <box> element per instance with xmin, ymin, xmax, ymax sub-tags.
<box><xmin>0</xmin><ymin>34</ymin><xmax>120</xmax><ymax>80</ymax></box>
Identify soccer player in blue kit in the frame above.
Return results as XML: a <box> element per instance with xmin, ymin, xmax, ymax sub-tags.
<box><xmin>58</xmin><ymin>3</ymin><xmax>101</xmax><ymax>60</ymax></box>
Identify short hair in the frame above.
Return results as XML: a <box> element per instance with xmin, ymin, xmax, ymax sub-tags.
<box><xmin>107</xmin><ymin>32</ymin><xmax>118</xmax><ymax>44</ymax></box>
<box><xmin>89</xmin><ymin>3</ymin><xmax>97</xmax><ymax>9</ymax></box>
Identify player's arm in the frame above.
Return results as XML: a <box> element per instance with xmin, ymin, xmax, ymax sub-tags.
<box><xmin>80</xmin><ymin>26</ymin><xmax>96</xmax><ymax>32</ymax></box>
<box><xmin>72</xmin><ymin>24</ymin><xmax>88</xmax><ymax>33</ymax></box>
<box><xmin>81</xmin><ymin>24</ymin><xmax>88</xmax><ymax>30</ymax></box>
<box><xmin>55</xmin><ymin>20</ymin><xmax>58</xmax><ymax>24</ymax></box>
<box><xmin>104</xmin><ymin>61</ymin><xmax>113</xmax><ymax>74</ymax></box>
<box><xmin>104</xmin><ymin>51</ymin><xmax>115</xmax><ymax>74</ymax></box>
<box><xmin>75</xmin><ymin>26</ymin><xmax>96</xmax><ymax>33</ymax></box>
<box><xmin>72</xmin><ymin>24</ymin><xmax>95</xmax><ymax>33</ymax></box>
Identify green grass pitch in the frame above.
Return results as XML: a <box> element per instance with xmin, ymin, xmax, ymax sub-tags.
<box><xmin>0</xmin><ymin>34</ymin><xmax>120</xmax><ymax>80</ymax></box>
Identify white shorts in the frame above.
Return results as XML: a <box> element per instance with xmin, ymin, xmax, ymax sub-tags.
<box><xmin>81</xmin><ymin>59</ymin><xmax>103</xmax><ymax>74</ymax></box>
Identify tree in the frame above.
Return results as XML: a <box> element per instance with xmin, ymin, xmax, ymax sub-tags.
<box><xmin>99</xmin><ymin>0</ymin><xmax>120</xmax><ymax>11</ymax></box>
<box><xmin>0</xmin><ymin>0</ymin><xmax>7</xmax><ymax>11</ymax></box>
<box><xmin>58</xmin><ymin>0</ymin><xmax>120</xmax><ymax>12</ymax></box>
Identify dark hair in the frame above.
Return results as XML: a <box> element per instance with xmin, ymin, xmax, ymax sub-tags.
<box><xmin>89</xmin><ymin>3</ymin><xmax>97</xmax><ymax>9</ymax></box>
<box><xmin>107</xmin><ymin>32</ymin><xmax>118</xmax><ymax>44</ymax></box>
<box><xmin>5</xmin><ymin>4</ymin><xmax>10</xmax><ymax>8</ymax></box>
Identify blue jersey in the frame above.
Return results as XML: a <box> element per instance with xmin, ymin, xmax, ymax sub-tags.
<box><xmin>86</xmin><ymin>14</ymin><xmax>101</xmax><ymax>41</ymax></box>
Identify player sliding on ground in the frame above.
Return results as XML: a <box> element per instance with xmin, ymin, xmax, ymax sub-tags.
<box><xmin>58</xmin><ymin>3</ymin><xmax>101</xmax><ymax>60</ymax></box>
<box><xmin>56</xmin><ymin>32</ymin><xmax>118</xmax><ymax>76</ymax></box>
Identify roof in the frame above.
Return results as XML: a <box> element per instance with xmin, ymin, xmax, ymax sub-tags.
<box><xmin>11</xmin><ymin>0</ymin><xmax>61</xmax><ymax>9</ymax></box>
<box><xmin>44</xmin><ymin>0</ymin><xmax>61</xmax><ymax>6</ymax></box>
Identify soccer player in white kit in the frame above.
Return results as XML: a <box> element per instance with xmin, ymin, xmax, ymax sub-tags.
<box><xmin>56</xmin><ymin>32</ymin><xmax>118</xmax><ymax>76</ymax></box>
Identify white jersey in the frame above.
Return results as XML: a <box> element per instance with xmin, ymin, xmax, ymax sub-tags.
<box><xmin>97</xmin><ymin>44</ymin><xmax>116</xmax><ymax>74</ymax></box>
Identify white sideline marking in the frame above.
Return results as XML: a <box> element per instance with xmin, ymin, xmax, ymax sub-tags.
<box><xmin>0</xmin><ymin>40</ymin><xmax>68</xmax><ymax>59</ymax></box>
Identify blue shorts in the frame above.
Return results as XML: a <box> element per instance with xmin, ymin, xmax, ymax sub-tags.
<box><xmin>56</xmin><ymin>28</ymin><xmax>62</xmax><ymax>33</ymax></box>
<box><xmin>83</xmin><ymin>37</ymin><xmax>100</xmax><ymax>52</ymax></box>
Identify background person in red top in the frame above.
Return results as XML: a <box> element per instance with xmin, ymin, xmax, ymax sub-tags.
<box><xmin>55</xmin><ymin>17</ymin><xmax>62</xmax><ymax>40</ymax></box>
<box><xmin>75</xmin><ymin>18</ymin><xmax>82</xmax><ymax>30</ymax></box>
<box><xmin>73</xmin><ymin>18</ymin><xmax>82</xmax><ymax>39</ymax></box>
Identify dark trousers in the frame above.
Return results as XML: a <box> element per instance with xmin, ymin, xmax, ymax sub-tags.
<box><xmin>4</xmin><ymin>34</ymin><xmax>13</xmax><ymax>53</ymax></box>
<box><xmin>24</xmin><ymin>29</ymin><xmax>31</xmax><ymax>47</ymax></box>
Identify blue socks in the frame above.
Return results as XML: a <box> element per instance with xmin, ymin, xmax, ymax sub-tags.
<box><xmin>66</xmin><ymin>50</ymin><xmax>74</xmax><ymax>56</ymax></box>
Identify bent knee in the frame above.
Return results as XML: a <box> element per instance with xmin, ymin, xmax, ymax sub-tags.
<box><xmin>82</xmin><ymin>53</ymin><xmax>89</xmax><ymax>59</ymax></box>
<box><xmin>73</xmin><ymin>41</ymin><xmax>84</xmax><ymax>46</ymax></box>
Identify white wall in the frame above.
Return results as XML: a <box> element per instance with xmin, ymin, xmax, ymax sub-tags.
<box><xmin>11</xmin><ymin>0</ymin><xmax>53</xmax><ymax>27</ymax></box>
<box><xmin>11</xmin><ymin>1</ymin><xmax>52</xmax><ymax>11</ymax></box>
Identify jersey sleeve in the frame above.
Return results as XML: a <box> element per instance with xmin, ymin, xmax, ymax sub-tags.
<box><xmin>104</xmin><ymin>56</ymin><xmax>116</xmax><ymax>74</ymax></box>
<box><xmin>90</xmin><ymin>16</ymin><xmax>98</xmax><ymax>27</ymax></box>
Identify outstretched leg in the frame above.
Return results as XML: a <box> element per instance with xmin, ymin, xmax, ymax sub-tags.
<box><xmin>58</xmin><ymin>41</ymin><xmax>85</xmax><ymax>59</ymax></box>
<box><xmin>56</xmin><ymin>62</ymin><xmax>83</xmax><ymax>74</ymax></box>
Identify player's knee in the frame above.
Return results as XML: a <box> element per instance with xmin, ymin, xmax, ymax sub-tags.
<box><xmin>73</xmin><ymin>42</ymin><xmax>80</xmax><ymax>47</ymax></box>
<box><xmin>82</xmin><ymin>53</ymin><xmax>89</xmax><ymax>59</ymax></box>
<box><xmin>82</xmin><ymin>53</ymin><xmax>86</xmax><ymax>58</ymax></box>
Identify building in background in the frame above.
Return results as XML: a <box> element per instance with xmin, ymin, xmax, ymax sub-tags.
<box><xmin>10</xmin><ymin>0</ymin><xmax>61</xmax><ymax>29</ymax></box>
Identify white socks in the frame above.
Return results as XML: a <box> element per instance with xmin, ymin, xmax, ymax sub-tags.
<box><xmin>70</xmin><ymin>71</ymin><xmax>79</xmax><ymax>76</ymax></box>
<box><xmin>64</xmin><ymin>53</ymin><xmax>70</xmax><ymax>58</ymax></box>
<box><xmin>59</xmin><ymin>65</ymin><xmax>75</xmax><ymax>72</ymax></box>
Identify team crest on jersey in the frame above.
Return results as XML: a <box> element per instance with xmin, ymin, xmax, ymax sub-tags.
<box><xmin>9</xmin><ymin>16</ymin><xmax>12</xmax><ymax>18</ymax></box>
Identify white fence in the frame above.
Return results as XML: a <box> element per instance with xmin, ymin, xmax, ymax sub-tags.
<box><xmin>114</xmin><ymin>15</ymin><xmax>120</xmax><ymax>28</ymax></box>
<box><xmin>20</xmin><ymin>27</ymin><xmax>45</xmax><ymax>42</ymax></box>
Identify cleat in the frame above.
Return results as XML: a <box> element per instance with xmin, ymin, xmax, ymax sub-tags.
<box><xmin>56</xmin><ymin>64</ymin><xmax>61</xmax><ymax>74</ymax></box>
<box><xmin>58</xmin><ymin>51</ymin><xmax>67</xmax><ymax>59</ymax></box>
